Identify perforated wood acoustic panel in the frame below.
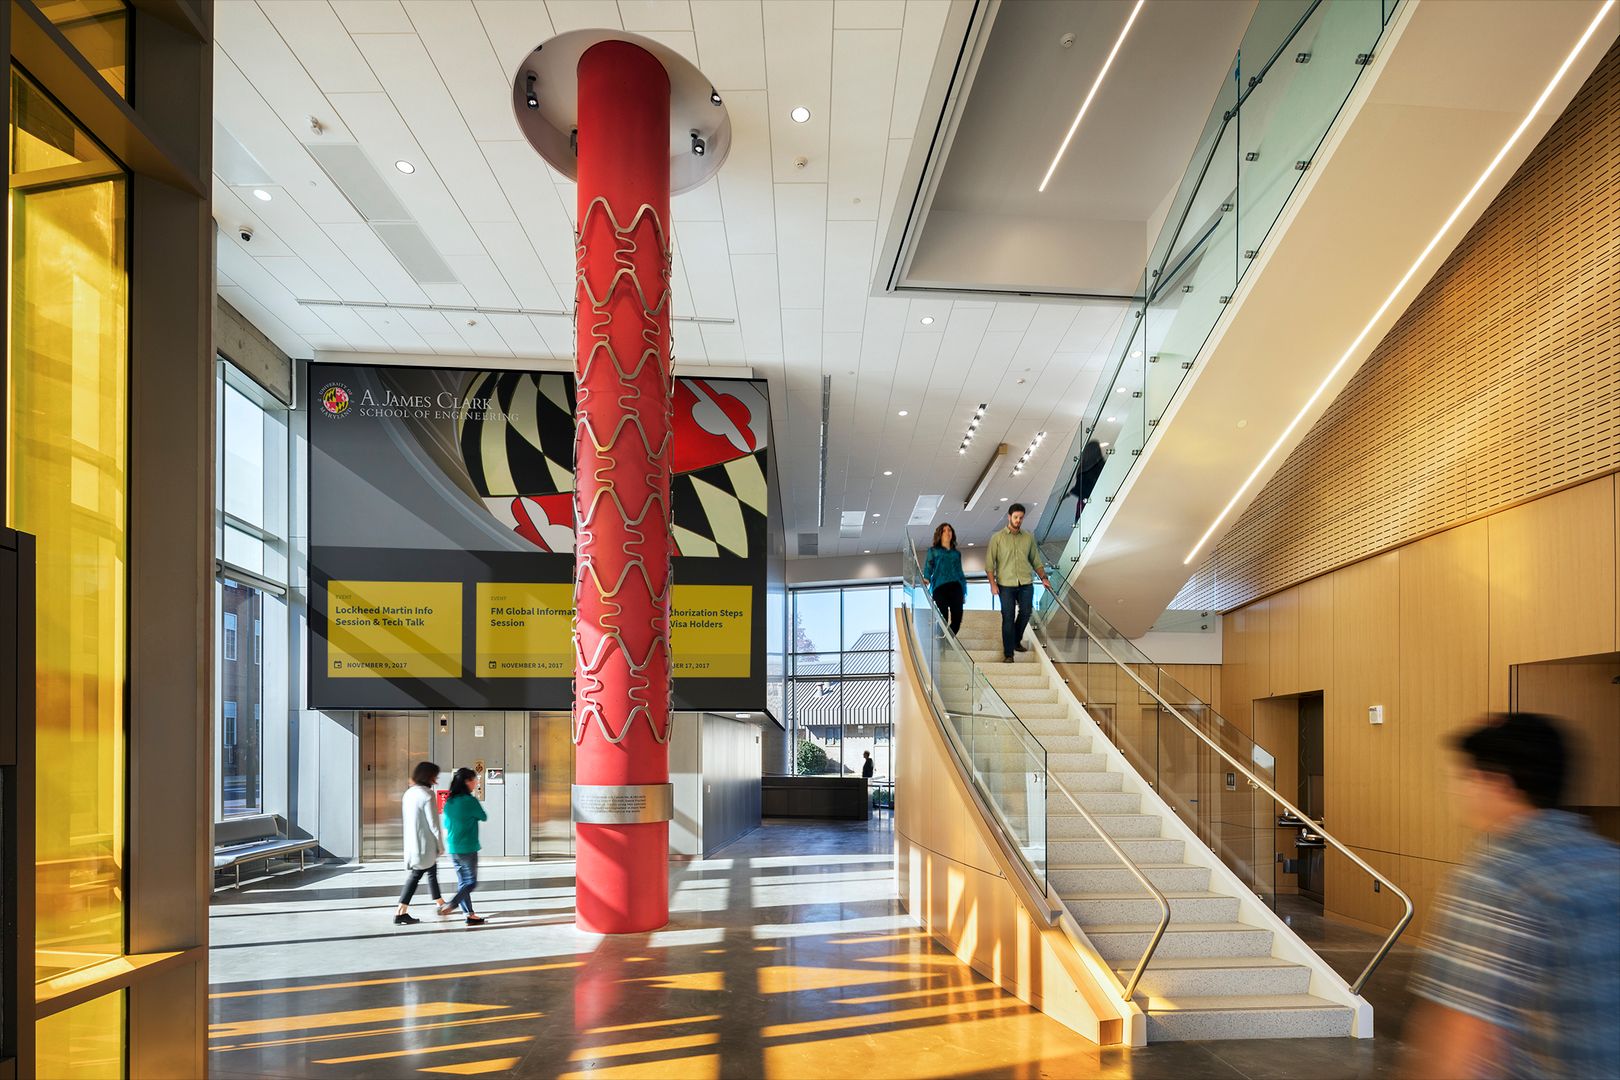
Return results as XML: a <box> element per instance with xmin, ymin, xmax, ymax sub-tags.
<box><xmin>1175</xmin><ymin>38</ymin><xmax>1620</xmax><ymax>614</ymax></box>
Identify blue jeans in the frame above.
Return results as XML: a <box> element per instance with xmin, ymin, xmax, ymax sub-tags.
<box><xmin>447</xmin><ymin>852</ymin><xmax>478</xmax><ymax>914</ymax></box>
<box><xmin>998</xmin><ymin>583</ymin><xmax>1034</xmax><ymax>658</ymax></box>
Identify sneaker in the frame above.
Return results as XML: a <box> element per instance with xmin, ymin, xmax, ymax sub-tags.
<box><xmin>466</xmin><ymin>915</ymin><xmax>487</xmax><ymax>926</ymax></box>
<box><xmin>393</xmin><ymin>913</ymin><xmax>420</xmax><ymax>925</ymax></box>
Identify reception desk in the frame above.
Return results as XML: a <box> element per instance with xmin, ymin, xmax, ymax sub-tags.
<box><xmin>761</xmin><ymin>776</ymin><xmax>868</xmax><ymax>820</ymax></box>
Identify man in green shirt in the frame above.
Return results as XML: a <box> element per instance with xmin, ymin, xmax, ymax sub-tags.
<box><xmin>986</xmin><ymin>503</ymin><xmax>1052</xmax><ymax>662</ymax></box>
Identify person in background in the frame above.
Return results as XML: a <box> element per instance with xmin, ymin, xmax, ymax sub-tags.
<box><xmin>1071</xmin><ymin>439</ymin><xmax>1105</xmax><ymax>524</ymax></box>
<box><xmin>922</xmin><ymin>522</ymin><xmax>967</xmax><ymax>634</ymax></box>
<box><xmin>985</xmin><ymin>503</ymin><xmax>1052</xmax><ymax>663</ymax></box>
<box><xmin>437</xmin><ymin>767</ymin><xmax>489</xmax><ymax>926</ymax></box>
<box><xmin>394</xmin><ymin>761</ymin><xmax>444</xmax><ymax>925</ymax></box>
<box><xmin>1405</xmin><ymin>712</ymin><xmax>1620</xmax><ymax>1079</ymax></box>
<box><xmin>861</xmin><ymin>750</ymin><xmax>875</xmax><ymax>780</ymax></box>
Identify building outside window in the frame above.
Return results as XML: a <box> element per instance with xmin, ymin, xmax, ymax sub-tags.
<box><xmin>786</xmin><ymin>584</ymin><xmax>898</xmax><ymax>808</ymax></box>
<box><xmin>215</xmin><ymin>360</ymin><xmax>289</xmax><ymax>819</ymax></box>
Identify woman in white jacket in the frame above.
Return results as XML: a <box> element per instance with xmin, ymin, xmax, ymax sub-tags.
<box><xmin>393</xmin><ymin>760</ymin><xmax>445</xmax><ymax>925</ymax></box>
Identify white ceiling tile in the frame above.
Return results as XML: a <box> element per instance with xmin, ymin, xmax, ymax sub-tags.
<box><xmin>781</xmin><ymin>309</ymin><xmax>822</xmax><ymax>393</ymax></box>
<box><xmin>890</xmin><ymin>0</ymin><xmax>951</xmax><ymax>139</ymax></box>
<box><xmin>699</xmin><ymin>325</ymin><xmax>746</xmax><ymax>362</ymax></box>
<box><xmin>349</xmin><ymin>36</ymin><xmax>515</xmax><ymax>221</ymax></box>
<box><xmin>1059</xmin><ymin>302</ymin><xmax>1128</xmax><ymax>353</ymax></box>
<box><xmin>258</xmin><ymin>1</ymin><xmax>383</xmax><ymax>95</ymax></box>
<box><xmin>481</xmin><ymin>140</ymin><xmax>579</xmax><ymax>292</ymax></box>
<box><xmin>331</xmin><ymin>0</ymin><xmax>414</xmax><ymax>34</ymax></box>
<box><xmin>714</xmin><ymin>90</ymin><xmax>776</xmax><ymax>255</ymax></box>
<box><xmin>402</xmin><ymin>0</ymin><xmax>522</xmax><ymax>143</ymax></box>
<box><xmin>675</xmin><ymin>222</ymin><xmax>738</xmax><ymax>319</ymax></box>
<box><xmin>673</xmin><ymin>321</ymin><xmax>707</xmax><ymax>363</ymax></box>
<box><xmin>214</xmin><ymin>54</ymin><xmax>363</xmax><ymax>223</ymax></box>
<box><xmin>773</xmin><ymin>184</ymin><xmax>826</xmax><ymax>308</ymax></box>
<box><xmin>425</xmin><ymin>283</ymin><xmax>478</xmax><ymax>307</ymax></box>
<box><xmin>249</xmin><ymin>193</ymin><xmax>388</xmax><ymax>303</ymax></box>
<box><xmin>834</xmin><ymin>0</ymin><xmax>905</xmax><ymax>30</ymax></box>
<box><xmin>473</xmin><ymin>0</ymin><xmax>557</xmax><ymax>81</ymax></box>
<box><xmin>314</xmin><ymin>304</ymin><xmax>393</xmax><ymax>350</ymax></box>
<box><xmin>214</xmin><ymin>179</ymin><xmax>294</xmax><ymax>256</ymax></box>
<box><xmin>690</xmin><ymin>1</ymin><xmax>765</xmax><ymax>89</ymax></box>
<box><xmin>672</xmin><ymin>177</ymin><xmax>724</xmax><ymax>222</ymax></box>
<box><xmin>764</xmin><ymin>1</ymin><xmax>833</xmax><ymax>183</ymax></box>
<box><xmin>638</xmin><ymin>31</ymin><xmax>700</xmax><ymax>67</ymax></box>
<box><xmin>472</xmin><ymin>223</ymin><xmax>566</xmax><ymax>311</ymax></box>
<box><xmin>531</xmin><ymin>314</ymin><xmax>576</xmax><ymax>356</ymax></box>
<box><xmin>618</xmin><ymin>0</ymin><xmax>692</xmax><ymax>31</ymax></box>
<box><xmin>321</xmin><ymin>224</ymin><xmax>432</xmax><ymax>305</ymax></box>
<box><xmin>488</xmin><ymin>312</ymin><xmax>549</xmax><ymax>355</ymax></box>
<box><xmin>257</xmin><ymin>256</ymin><xmax>341</xmax><ymax>303</ymax></box>
<box><xmin>870</xmin><ymin>137</ymin><xmax>910</xmax><ymax>276</ymax></box>
<box><xmin>545</xmin><ymin>0</ymin><xmax>622</xmax><ymax>33</ymax></box>
<box><xmin>731</xmin><ymin>253</ymin><xmax>783</xmax><ymax>359</ymax></box>
<box><xmin>988</xmin><ymin>302</ymin><xmax>1038</xmax><ymax>333</ymax></box>
<box><xmin>357</xmin><ymin>306</ymin><xmax>431</xmax><ymax>351</ymax></box>
<box><xmin>669</xmin><ymin>242</ymin><xmax>697</xmax><ymax>321</ymax></box>
<box><xmin>216</xmin><ymin>2</ymin><xmax>358</xmax><ymax>143</ymax></box>
<box><xmin>326</xmin><ymin>92</ymin><xmax>484</xmax><ymax>254</ymax></box>
<box><xmin>827</xmin><ymin>29</ymin><xmax>900</xmax><ymax>222</ymax></box>
<box><xmin>454</xmin><ymin>314</ymin><xmax>515</xmax><ymax>354</ymax></box>
<box><xmin>444</xmin><ymin>254</ymin><xmax>521</xmax><ymax>308</ymax></box>
<box><xmin>822</xmin><ymin>220</ymin><xmax>875</xmax><ymax>333</ymax></box>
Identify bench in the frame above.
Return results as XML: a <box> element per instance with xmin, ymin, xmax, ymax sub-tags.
<box><xmin>213</xmin><ymin>814</ymin><xmax>319</xmax><ymax>889</ymax></box>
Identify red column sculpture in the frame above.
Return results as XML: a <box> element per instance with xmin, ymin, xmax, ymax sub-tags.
<box><xmin>572</xmin><ymin>40</ymin><xmax>674</xmax><ymax>935</ymax></box>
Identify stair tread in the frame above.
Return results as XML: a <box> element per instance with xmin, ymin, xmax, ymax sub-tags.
<box><xmin>1114</xmin><ymin>956</ymin><xmax>1303</xmax><ymax>972</ymax></box>
<box><xmin>1086</xmin><ymin>921</ymin><xmax>1265</xmax><ymax>935</ymax></box>
<box><xmin>1140</xmin><ymin>993</ymin><xmax>1349</xmax><ymax>1014</ymax></box>
<box><xmin>1070</xmin><ymin>889</ymin><xmax>1230</xmax><ymax>901</ymax></box>
<box><xmin>1054</xmin><ymin>862</ymin><xmax>1198</xmax><ymax>870</ymax></box>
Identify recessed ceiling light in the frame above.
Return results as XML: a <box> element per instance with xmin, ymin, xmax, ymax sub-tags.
<box><xmin>1106</xmin><ymin>416</ymin><xmax>1116</xmax><ymax>422</ymax></box>
<box><xmin>790</xmin><ymin>106</ymin><xmax>811</xmax><ymax>123</ymax></box>
<box><xmin>733</xmin><ymin>712</ymin><xmax>749</xmax><ymax>719</ymax></box>
<box><xmin>1100</xmin><ymin>441</ymin><xmax>1110</xmax><ymax>447</ymax></box>
<box><xmin>395</xmin><ymin>160</ymin><xmax>416</xmax><ymax>174</ymax></box>
<box><xmin>1131</xmin><ymin>350</ymin><xmax>1142</xmax><ymax>358</ymax></box>
<box><xmin>251</xmin><ymin>188</ymin><xmax>272</xmax><ymax>202</ymax></box>
<box><xmin>897</xmin><ymin>410</ymin><xmax>908</xmax><ymax>416</ymax></box>
<box><xmin>1000</xmin><ymin>497</ymin><xmax>1008</xmax><ymax>502</ymax></box>
<box><xmin>1116</xmin><ymin>385</ymin><xmax>1128</xmax><ymax>393</ymax></box>
<box><xmin>872</xmin><ymin>513</ymin><xmax>881</xmax><ymax>518</ymax></box>
<box><xmin>864</xmin><ymin>549</ymin><xmax>871</xmax><ymax>554</ymax></box>
<box><xmin>883</xmin><ymin>470</ymin><xmax>893</xmax><ymax>476</ymax></box>
<box><xmin>967</xmin><ymin>542</ymin><xmax>975</xmax><ymax>547</ymax></box>
<box><xmin>920</xmin><ymin>316</ymin><xmax>934</xmax><ymax>326</ymax></box>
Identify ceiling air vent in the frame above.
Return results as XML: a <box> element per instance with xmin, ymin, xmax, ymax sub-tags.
<box><xmin>908</xmin><ymin>494</ymin><xmax>943</xmax><ymax>526</ymax></box>
<box><xmin>213</xmin><ymin>121</ymin><xmax>275</xmax><ymax>186</ymax></box>
<box><xmin>839</xmin><ymin>511</ymin><xmax>864</xmax><ymax>539</ymax></box>
<box><xmin>371</xmin><ymin>222</ymin><xmax>459</xmax><ymax>285</ymax></box>
<box><xmin>307</xmin><ymin>143</ymin><xmax>411</xmax><ymax>222</ymax></box>
<box><xmin>797</xmin><ymin>532</ymin><xmax>819</xmax><ymax>556</ymax></box>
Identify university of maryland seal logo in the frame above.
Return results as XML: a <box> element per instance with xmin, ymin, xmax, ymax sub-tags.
<box><xmin>319</xmin><ymin>383</ymin><xmax>352</xmax><ymax>418</ymax></box>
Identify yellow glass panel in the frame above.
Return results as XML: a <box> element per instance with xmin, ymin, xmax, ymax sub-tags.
<box><xmin>34</xmin><ymin>0</ymin><xmax>130</xmax><ymax>99</ymax></box>
<box><xmin>8</xmin><ymin>68</ymin><xmax>117</xmax><ymax>175</ymax></box>
<box><xmin>37</xmin><ymin>991</ymin><xmax>126</xmax><ymax>1079</ymax></box>
<box><xmin>6</xmin><ymin>69</ymin><xmax>129</xmax><ymax>987</ymax></box>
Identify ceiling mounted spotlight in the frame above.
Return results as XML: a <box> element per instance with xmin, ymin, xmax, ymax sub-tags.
<box><xmin>394</xmin><ymin>159</ymin><xmax>416</xmax><ymax>174</ymax></box>
<box><xmin>1010</xmin><ymin>431</ymin><xmax>1047</xmax><ymax>476</ymax></box>
<box><xmin>524</xmin><ymin>72</ymin><xmax>539</xmax><ymax>110</ymax></box>
<box><xmin>883</xmin><ymin>470</ymin><xmax>893</xmax><ymax>476</ymax></box>
<box><xmin>958</xmin><ymin>403</ymin><xmax>988</xmax><ymax>454</ymax></box>
<box><xmin>251</xmin><ymin>188</ymin><xmax>272</xmax><ymax>201</ymax></box>
<box><xmin>691</xmin><ymin>130</ymin><xmax>706</xmax><ymax>156</ymax></box>
<box><xmin>790</xmin><ymin>105</ymin><xmax>811</xmax><ymax>123</ymax></box>
<box><xmin>920</xmin><ymin>316</ymin><xmax>934</xmax><ymax>326</ymax></box>
<box><xmin>710</xmin><ymin>88</ymin><xmax>723</xmax><ymax>106</ymax></box>
<box><xmin>897</xmin><ymin>410</ymin><xmax>908</xmax><ymax>417</ymax></box>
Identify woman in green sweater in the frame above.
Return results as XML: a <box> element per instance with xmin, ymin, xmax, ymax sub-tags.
<box><xmin>437</xmin><ymin>767</ymin><xmax>488</xmax><ymax>925</ymax></box>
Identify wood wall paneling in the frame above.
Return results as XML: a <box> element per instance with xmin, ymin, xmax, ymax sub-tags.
<box><xmin>1329</xmin><ymin>552</ymin><xmax>1401</xmax><ymax>854</ymax></box>
<box><xmin>1513</xmin><ymin>658</ymin><xmax>1620</xmax><ymax>810</ymax></box>
<box><xmin>1299</xmin><ymin>574</ymin><xmax>1334</xmax><ymax>691</ymax></box>
<box><xmin>1252</xmin><ymin>697</ymin><xmax>1300</xmax><ymax>895</ymax></box>
<box><xmin>1269</xmin><ymin>587</ymin><xmax>1302</xmax><ymax>696</ymax></box>
<box><xmin>1486</xmin><ymin>479</ymin><xmax>1618</xmax><ymax>709</ymax></box>
<box><xmin>1397</xmin><ymin>521</ymin><xmax>1488</xmax><ymax>865</ymax></box>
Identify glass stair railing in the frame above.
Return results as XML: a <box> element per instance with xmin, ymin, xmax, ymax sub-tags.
<box><xmin>1033</xmin><ymin>564</ymin><xmax>1412</xmax><ymax>994</ymax></box>
<box><xmin>898</xmin><ymin>542</ymin><xmax>1169</xmax><ymax>1001</ymax></box>
<box><xmin>1036</xmin><ymin>0</ymin><xmax>1401</xmax><ymax>574</ymax></box>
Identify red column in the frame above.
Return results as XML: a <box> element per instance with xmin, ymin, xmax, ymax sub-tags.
<box><xmin>572</xmin><ymin>40</ymin><xmax>674</xmax><ymax>935</ymax></box>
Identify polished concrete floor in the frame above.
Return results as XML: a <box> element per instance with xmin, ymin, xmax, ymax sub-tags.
<box><xmin>208</xmin><ymin>820</ymin><xmax>1418</xmax><ymax>1078</ymax></box>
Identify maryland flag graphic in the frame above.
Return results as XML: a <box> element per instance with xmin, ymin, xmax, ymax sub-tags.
<box><xmin>455</xmin><ymin>371</ymin><xmax>768</xmax><ymax>558</ymax></box>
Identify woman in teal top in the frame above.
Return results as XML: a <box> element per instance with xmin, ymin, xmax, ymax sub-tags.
<box><xmin>922</xmin><ymin>522</ymin><xmax>967</xmax><ymax>633</ymax></box>
<box><xmin>437</xmin><ymin>767</ymin><xmax>488</xmax><ymax>925</ymax></box>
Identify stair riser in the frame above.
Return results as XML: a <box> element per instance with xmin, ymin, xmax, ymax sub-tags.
<box><xmin>1050</xmin><ymin>865</ymin><xmax>1211</xmax><ymax>893</ymax></box>
<box><xmin>1005</xmin><ymin>703</ymin><xmax>1071</xmax><ymax>720</ymax></box>
<box><xmin>1090</xmin><ymin>928</ymin><xmax>1274</xmax><ymax>961</ymax></box>
<box><xmin>1128</xmin><ymin>965</ymin><xmax>1312</xmax><ymax>998</ymax></box>
<box><xmin>968</xmin><ymin>651</ymin><xmax>1039</xmax><ymax>665</ymax></box>
<box><xmin>1042</xmin><ymin>814</ymin><xmax>1164</xmax><ymax>838</ymax></box>
<box><xmin>1067</xmin><ymin>894</ymin><xmax>1241</xmax><ymax>925</ymax></box>
<box><xmin>986</xmin><ymin>688</ymin><xmax>1060</xmax><ymax>705</ymax></box>
<box><xmin>1144</xmin><ymin>1008</ymin><xmax>1352</xmax><ymax>1041</ymax></box>
<box><xmin>1044</xmin><ymin>838</ymin><xmax>1183</xmax><ymax>860</ymax></box>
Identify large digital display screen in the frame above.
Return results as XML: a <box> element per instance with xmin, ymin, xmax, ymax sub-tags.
<box><xmin>307</xmin><ymin>362</ymin><xmax>770</xmax><ymax>711</ymax></box>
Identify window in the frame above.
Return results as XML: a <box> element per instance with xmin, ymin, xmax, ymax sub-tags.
<box><xmin>787</xmin><ymin>585</ymin><xmax>897</xmax><ymax>806</ymax></box>
<box><xmin>218</xmin><ymin>580</ymin><xmax>265</xmax><ymax>817</ymax></box>
<box><xmin>223</xmin><ymin>701</ymin><xmax>237</xmax><ymax>746</ymax></box>
<box><xmin>254</xmin><ymin>617</ymin><xmax>262</xmax><ymax>664</ymax></box>
<box><xmin>223</xmin><ymin>612</ymin><xmax>238</xmax><ymax>661</ymax></box>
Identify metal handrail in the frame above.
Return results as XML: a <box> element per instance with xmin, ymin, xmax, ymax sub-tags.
<box><xmin>1038</xmin><ymin>580</ymin><xmax>1413</xmax><ymax>995</ymax></box>
<box><xmin>903</xmin><ymin>543</ymin><xmax>1169</xmax><ymax>1002</ymax></box>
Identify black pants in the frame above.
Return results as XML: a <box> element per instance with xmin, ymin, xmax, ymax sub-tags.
<box><xmin>998</xmin><ymin>582</ymin><xmax>1034</xmax><ymax>658</ymax></box>
<box><xmin>399</xmin><ymin>863</ymin><xmax>442</xmax><ymax>904</ymax></box>
<box><xmin>932</xmin><ymin>581</ymin><xmax>964</xmax><ymax>634</ymax></box>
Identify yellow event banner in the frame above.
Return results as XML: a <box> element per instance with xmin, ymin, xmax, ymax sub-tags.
<box><xmin>328</xmin><ymin>580</ymin><xmax>462</xmax><ymax>678</ymax></box>
<box><xmin>671</xmin><ymin>584</ymin><xmax>752</xmax><ymax>678</ymax></box>
<box><xmin>476</xmin><ymin>582</ymin><xmax>573</xmax><ymax>678</ymax></box>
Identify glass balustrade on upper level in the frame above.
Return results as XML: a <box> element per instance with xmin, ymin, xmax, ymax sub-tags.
<box><xmin>1036</xmin><ymin>0</ymin><xmax>1400</xmax><ymax>574</ymax></box>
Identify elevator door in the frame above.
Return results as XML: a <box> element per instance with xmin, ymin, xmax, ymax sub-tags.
<box><xmin>360</xmin><ymin>711</ymin><xmax>432</xmax><ymax>862</ymax></box>
<box><xmin>445</xmin><ymin>711</ymin><xmax>518</xmax><ymax>858</ymax></box>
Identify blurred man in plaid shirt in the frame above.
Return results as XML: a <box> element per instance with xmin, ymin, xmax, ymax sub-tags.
<box><xmin>1406</xmin><ymin>712</ymin><xmax>1620</xmax><ymax>1079</ymax></box>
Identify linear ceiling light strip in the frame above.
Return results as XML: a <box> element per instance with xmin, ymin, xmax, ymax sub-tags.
<box><xmin>1037</xmin><ymin>0</ymin><xmax>1146</xmax><ymax>193</ymax></box>
<box><xmin>817</xmin><ymin>375</ymin><xmax>832</xmax><ymax>527</ymax></box>
<box><xmin>1182</xmin><ymin>0</ymin><xmax>1617</xmax><ymax>567</ymax></box>
<box><xmin>296</xmin><ymin>298</ymin><xmax>734</xmax><ymax>326</ymax></box>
